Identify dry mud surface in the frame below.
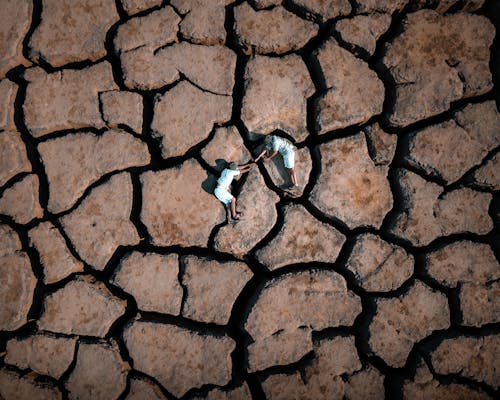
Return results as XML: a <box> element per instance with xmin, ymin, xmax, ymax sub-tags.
<box><xmin>0</xmin><ymin>0</ymin><xmax>499</xmax><ymax>399</ymax></box>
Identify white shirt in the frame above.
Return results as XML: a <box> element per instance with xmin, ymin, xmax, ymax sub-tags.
<box><xmin>266</xmin><ymin>136</ymin><xmax>294</xmax><ymax>155</ymax></box>
<box><xmin>217</xmin><ymin>168</ymin><xmax>240</xmax><ymax>188</ymax></box>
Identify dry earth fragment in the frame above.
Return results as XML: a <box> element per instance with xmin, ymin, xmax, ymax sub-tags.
<box><xmin>256</xmin><ymin>204</ymin><xmax>345</xmax><ymax>270</ymax></box>
<box><xmin>154</xmin><ymin>43</ymin><xmax>236</xmax><ymax>95</ymax></box>
<box><xmin>412</xmin><ymin>0</ymin><xmax>485</xmax><ymax>13</ymax></box>
<box><xmin>191</xmin><ymin>384</ymin><xmax>252</xmax><ymax>400</ymax></box>
<box><xmin>364</xmin><ymin>122</ymin><xmax>397</xmax><ymax>165</ymax></box>
<box><xmin>201</xmin><ymin>126</ymin><xmax>252</xmax><ymax>170</ymax></box>
<box><xmin>262</xmin><ymin>146</ymin><xmax>312</xmax><ymax>196</ymax></box>
<box><xmin>426</xmin><ymin>241</ymin><xmax>498</xmax><ymax>327</ymax></box>
<box><xmin>5</xmin><ymin>334</ymin><xmax>76</xmax><ymax>379</ymax></box>
<box><xmin>171</xmin><ymin>0</ymin><xmax>232</xmax><ymax>45</ymax></box>
<box><xmin>426</xmin><ymin>241</ymin><xmax>498</xmax><ymax>287</ymax></box>
<box><xmin>141</xmin><ymin>159</ymin><xmax>226</xmax><ymax>247</ymax></box>
<box><xmin>310</xmin><ymin>134</ymin><xmax>393</xmax><ymax>228</ymax></box>
<box><xmin>303</xmin><ymin>338</ymin><xmax>385</xmax><ymax>400</ymax></box>
<box><xmin>249</xmin><ymin>0</ymin><xmax>281</xmax><ymax>8</ymax></box>
<box><xmin>383</xmin><ymin>10</ymin><xmax>494</xmax><ymax>127</ymax></box>
<box><xmin>0</xmin><ymin>369</ymin><xmax>61</xmax><ymax>400</ymax></box>
<box><xmin>23</xmin><ymin>63</ymin><xmax>118</xmax><ymax>137</ymax></box>
<box><xmin>119</xmin><ymin>24</ymin><xmax>236</xmax><ymax>94</ymax></box>
<box><xmin>290</xmin><ymin>0</ymin><xmax>351</xmax><ymax>20</ymax></box>
<box><xmin>0</xmin><ymin>131</ymin><xmax>31</xmax><ymax>187</ymax></box>
<box><xmin>112</xmin><ymin>252</ymin><xmax>183</xmax><ymax>315</ymax></box>
<box><xmin>304</xmin><ymin>336</ymin><xmax>361</xmax><ymax>396</ymax></box>
<box><xmin>248</xmin><ymin>0</ymin><xmax>282</xmax><ymax>10</ymax></box>
<box><xmin>313</xmin><ymin>39</ymin><xmax>384</xmax><ymax>132</ymax></box>
<box><xmin>247</xmin><ymin>328</ymin><xmax>312</xmax><ymax>372</ymax></box>
<box><xmin>344</xmin><ymin>366</ymin><xmax>385</xmax><ymax>400</ymax></box>
<box><xmin>0</xmin><ymin>174</ymin><xmax>43</xmax><ymax>224</ymax></box>
<box><xmin>459</xmin><ymin>281</ymin><xmax>500</xmax><ymax>327</ymax></box>
<box><xmin>0</xmin><ymin>79</ymin><xmax>17</xmax><ymax>130</ymax></box>
<box><xmin>38</xmin><ymin>275</ymin><xmax>126</xmax><ymax>337</ymax></box>
<box><xmin>151</xmin><ymin>81</ymin><xmax>232</xmax><ymax>159</ymax></box>
<box><xmin>234</xmin><ymin>3</ymin><xmax>318</xmax><ymax>54</ymax></box>
<box><xmin>100</xmin><ymin>91</ymin><xmax>144</xmax><ymax>134</ymax></box>
<box><xmin>368</xmin><ymin>281</ymin><xmax>450</xmax><ymax>367</ymax></box>
<box><xmin>0</xmin><ymin>224</ymin><xmax>21</xmax><ymax>256</ymax></box>
<box><xmin>66</xmin><ymin>342</ymin><xmax>128</xmax><ymax>400</ymax></box>
<box><xmin>245</xmin><ymin>270</ymin><xmax>361</xmax><ymax>369</ymax></box>
<box><xmin>214</xmin><ymin>170</ymin><xmax>280</xmax><ymax>257</ymax></box>
<box><xmin>114</xmin><ymin>6</ymin><xmax>179</xmax><ymax>52</ymax></box>
<box><xmin>391</xmin><ymin>170</ymin><xmax>492</xmax><ymax>246</ymax></box>
<box><xmin>356</xmin><ymin>0</ymin><xmax>408</xmax><ymax>14</ymax></box>
<box><xmin>39</xmin><ymin>129</ymin><xmax>150</xmax><ymax>213</ymax></box>
<box><xmin>242</xmin><ymin>55</ymin><xmax>314</xmax><ymax>142</ymax></box>
<box><xmin>473</xmin><ymin>152</ymin><xmax>500</xmax><ymax>190</ymax></box>
<box><xmin>336</xmin><ymin>14</ymin><xmax>392</xmax><ymax>55</ymax></box>
<box><xmin>403</xmin><ymin>359</ymin><xmax>490</xmax><ymax>400</ymax></box>
<box><xmin>120</xmin><ymin>0</ymin><xmax>163</xmax><ymax>16</ymax></box>
<box><xmin>346</xmin><ymin>233</ymin><xmax>413</xmax><ymax>292</ymax></box>
<box><xmin>0</xmin><ymin>0</ymin><xmax>32</xmax><ymax>78</ymax></box>
<box><xmin>29</xmin><ymin>221</ymin><xmax>84</xmax><ymax>284</ymax></box>
<box><xmin>124</xmin><ymin>320</ymin><xmax>235</xmax><ymax>397</ymax></box>
<box><xmin>262</xmin><ymin>372</ymin><xmax>333</xmax><ymax>400</ymax></box>
<box><xmin>60</xmin><ymin>173</ymin><xmax>140</xmax><ymax>270</ymax></box>
<box><xmin>28</xmin><ymin>0</ymin><xmax>119</xmax><ymax>67</ymax></box>
<box><xmin>0</xmin><ymin>251</ymin><xmax>36</xmax><ymax>331</ymax></box>
<box><xmin>126</xmin><ymin>376</ymin><xmax>167</xmax><ymax>400</ymax></box>
<box><xmin>431</xmin><ymin>335</ymin><xmax>500</xmax><ymax>388</ymax></box>
<box><xmin>261</xmin><ymin>346</ymin><xmax>383</xmax><ymax>400</ymax></box>
<box><xmin>182</xmin><ymin>255</ymin><xmax>253</xmax><ymax>324</ymax></box>
<box><xmin>407</xmin><ymin>101</ymin><xmax>500</xmax><ymax>183</ymax></box>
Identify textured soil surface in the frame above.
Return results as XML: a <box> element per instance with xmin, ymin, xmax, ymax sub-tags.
<box><xmin>0</xmin><ymin>0</ymin><xmax>499</xmax><ymax>399</ymax></box>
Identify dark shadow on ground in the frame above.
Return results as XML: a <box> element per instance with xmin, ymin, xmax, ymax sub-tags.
<box><xmin>202</xmin><ymin>173</ymin><xmax>219</xmax><ymax>195</ymax></box>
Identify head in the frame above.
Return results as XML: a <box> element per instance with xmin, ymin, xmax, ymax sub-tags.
<box><xmin>264</xmin><ymin>135</ymin><xmax>273</xmax><ymax>144</ymax></box>
<box><xmin>228</xmin><ymin>162</ymin><xmax>238</xmax><ymax>171</ymax></box>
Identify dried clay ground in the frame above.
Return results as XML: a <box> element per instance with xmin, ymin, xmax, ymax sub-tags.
<box><xmin>0</xmin><ymin>0</ymin><xmax>499</xmax><ymax>399</ymax></box>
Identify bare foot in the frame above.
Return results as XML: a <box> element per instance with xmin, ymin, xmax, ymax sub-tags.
<box><xmin>232</xmin><ymin>212</ymin><xmax>243</xmax><ymax>220</ymax></box>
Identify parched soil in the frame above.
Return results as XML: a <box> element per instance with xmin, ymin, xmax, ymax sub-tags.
<box><xmin>0</xmin><ymin>0</ymin><xmax>499</xmax><ymax>399</ymax></box>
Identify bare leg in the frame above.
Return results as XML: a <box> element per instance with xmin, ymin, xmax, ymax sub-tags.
<box><xmin>230</xmin><ymin>197</ymin><xmax>242</xmax><ymax>219</ymax></box>
<box><xmin>286</xmin><ymin>167</ymin><xmax>298</xmax><ymax>187</ymax></box>
<box><xmin>224</xmin><ymin>204</ymin><xmax>232</xmax><ymax>221</ymax></box>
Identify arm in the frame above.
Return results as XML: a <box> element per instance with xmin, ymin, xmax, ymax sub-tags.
<box><xmin>238</xmin><ymin>162</ymin><xmax>256</xmax><ymax>173</ymax></box>
<box><xmin>253</xmin><ymin>149</ymin><xmax>268</xmax><ymax>162</ymax></box>
<box><xmin>263</xmin><ymin>150</ymin><xmax>278</xmax><ymax>161</ymax></box>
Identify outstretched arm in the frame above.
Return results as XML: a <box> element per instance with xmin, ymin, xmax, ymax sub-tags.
<box><xmin>238</xmin><ymin>161</ymin><xmax>256</xmax><ymax>173</ymax></box>
<box><xmin>263</xmin><ymin>150</ymin><xmax>278</xmax><ymax>161</ymax></box>
<box><xmin>253</xmin><ymin>149</ymin><xmax>268</xmax><ymax>162</ymax></box>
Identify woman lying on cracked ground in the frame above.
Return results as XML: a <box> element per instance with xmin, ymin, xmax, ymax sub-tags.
<box><xmin>214</xmin><ymin>134</ymin><xmax>299</xmax><ymax>223</ymax></box>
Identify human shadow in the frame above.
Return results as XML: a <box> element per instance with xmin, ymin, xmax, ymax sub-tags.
<box><xmin>201</xmin><ymin>173</ymin><xmax>218</xmax><ymax>195</ymax></box>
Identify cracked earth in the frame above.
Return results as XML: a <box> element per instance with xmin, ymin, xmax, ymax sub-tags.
<box><xmin>0</xmin><ymin>0</ymin><xmax>499</xmax><ymax>399</ymax></box>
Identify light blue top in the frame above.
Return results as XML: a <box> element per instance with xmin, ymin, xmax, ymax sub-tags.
<box><xmin>217</xmin><ymin>168</ymin><xmax>240</xmax><ymax>188</ymax></box>
<box><xmin>266</xmin><ymin>136</ymin><xmax>295</xmax><ymax>155</ymax></box>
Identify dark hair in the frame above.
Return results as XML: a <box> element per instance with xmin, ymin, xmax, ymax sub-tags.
<box><xmin>229</xmin><ymin>162</ymin><xmax>238</xmax><ymax>170</ymax></box>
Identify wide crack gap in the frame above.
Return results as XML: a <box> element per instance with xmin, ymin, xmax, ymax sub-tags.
<box><xmin>9</xmin><ymin>72</ymin><xmax>50</xmax><ymax>214</ymax></box>
<box><xmin>21</xmin><ymin>0</ymin><xmax>42</xmax><ymax>66</ymax></box>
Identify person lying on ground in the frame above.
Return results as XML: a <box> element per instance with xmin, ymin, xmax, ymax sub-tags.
<box><xmin>214</xmin><ymin>161</ymin><xmax>256</xmax><ymax>222</ymax></box>
<box><xmin>254</xmin><ymin>135</ymin><xmax>298</xmax><ymax>190</ymax></box>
